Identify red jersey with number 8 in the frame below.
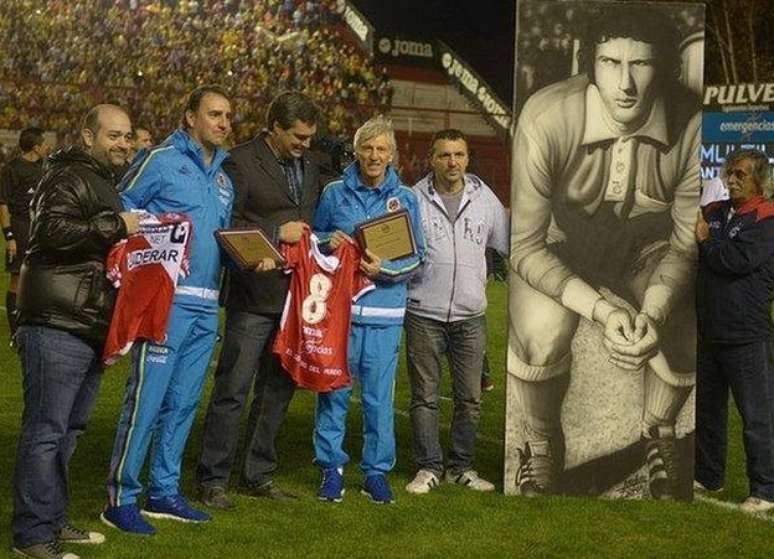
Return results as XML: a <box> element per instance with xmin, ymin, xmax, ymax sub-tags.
<box><xmin>273</xmin><ymin>230</ymin><xmax>373</xmax><ymax>392</ymax></box>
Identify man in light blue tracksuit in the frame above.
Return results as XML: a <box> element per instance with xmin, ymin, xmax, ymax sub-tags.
<box><xmin>102</xmin><ymin>86</ymin><xmax>234</xmax><ymax>535</ymax></box>
<box><xmin>313</xmin><ymin>116</ymin><xmax>425</xmax><ymax>504</ymax></box>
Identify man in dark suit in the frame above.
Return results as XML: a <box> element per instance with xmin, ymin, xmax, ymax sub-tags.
<box><xmin>196</xmin><ymin>92</ymin><xmax>323</xmax><ymax>508</ymax></box>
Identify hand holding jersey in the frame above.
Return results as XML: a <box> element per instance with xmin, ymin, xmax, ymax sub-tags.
<box><xmin>119</xmin><ymin>211</ymin><xmax>140</xmax><ymax>235</ymax></box>
<box><xmin>325</xmin><ymin>229</ymin><xmax>380</xmax><ymax>278</ymax></box>
<box><xmin>279</xmin><ymin>220</ymin><xmax>307</xmax><ymax>244</ymax></box>
<box><xmin>328</xmin><ymin>229</ymin><xmax>353</xmax><ymax>249</ymax></box>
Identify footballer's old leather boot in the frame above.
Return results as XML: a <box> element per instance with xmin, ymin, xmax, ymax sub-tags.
<box><xmin>644</xmin><ymin>425</ymin><xmax>680</xmax><ymax>500</ymax></box>
<box><xmin>517</xmin><ymin>440</ymin><xmax>558</xmax><ymax>497</ymax></box>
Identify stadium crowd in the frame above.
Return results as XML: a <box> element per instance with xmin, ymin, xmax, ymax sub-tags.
<box><xmin>0</xmin><ymin>0</ymin><xmax>393</xmax><ymax>142</ymax></box>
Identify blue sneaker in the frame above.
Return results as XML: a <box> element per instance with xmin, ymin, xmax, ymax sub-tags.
<box><xmin>101</xmin><ymin>504</ymin><xmax>156</xmax><ymax>536</ymax></box>
<box><xmin>361</xmin><ymin>474</ymin><xmax>394</xmax><ymax>504</ymax></box>
<box><xmin>142</xmin><ymin>494</ymin><xmax>211</xmax><ymax>523</ymax></box>
<box><xmin>318</xmin><ymin>467</ymin><xmax>345</xmax><ymax>502</ymax></box>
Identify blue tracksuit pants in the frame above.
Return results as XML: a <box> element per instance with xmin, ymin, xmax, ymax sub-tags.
<box><xmin>314</xmin><ymin>323</ymin><xmax>402</xmax><ymax>477</ymax></box>
<box><xmin>107</xmin><ymin>301</ymin><xmax>218</xmax><ymax>506</ymax></box>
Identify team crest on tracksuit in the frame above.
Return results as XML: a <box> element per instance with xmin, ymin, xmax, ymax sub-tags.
<box><xmin>217</xmin><ymin>172</ymin><xmax>231</xmax><ymax>206</ymax></box>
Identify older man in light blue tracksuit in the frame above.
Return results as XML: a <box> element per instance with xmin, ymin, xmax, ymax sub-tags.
<box><xmin>404</xmin><ymin>129</ymin><xmax>509</xmax><ymax>495</ymax></box>
<box><xmin>312</xmin><ymin>116</ymin><xmax>425</xmax><ymax>504</ymax></box>
<box><xmin>102</xmin><ymin>86</ymin><xmax>234</xmax><ymax>535</ymax></box>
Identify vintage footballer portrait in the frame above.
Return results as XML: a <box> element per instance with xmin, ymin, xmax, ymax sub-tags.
<box><xmin>505</xmin><ymin>0</ymin><xmax>705</xmax><ymax>500</ymax></box>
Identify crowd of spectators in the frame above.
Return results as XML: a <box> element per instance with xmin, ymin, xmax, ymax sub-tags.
<box><xmin>0</xmin><ymin>0</ymin><xmax>393</xmax><ymax>143</ymax></box>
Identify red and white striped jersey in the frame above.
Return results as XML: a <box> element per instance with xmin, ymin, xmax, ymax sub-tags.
<box><xmin>102</xmin><ymin>211</ymin><xmax>192</xmax><ymax>366</ymax></box>
<box><xmin>273</xmin><ymin>230</ymin><xmax>373</xmax><ymax>392</ymax></box>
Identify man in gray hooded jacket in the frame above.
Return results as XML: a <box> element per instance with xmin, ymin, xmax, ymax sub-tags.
<box><xmin>404</xmin><ymin>129</ymin><xmax>509</xmax><ymax>494</ymax></box>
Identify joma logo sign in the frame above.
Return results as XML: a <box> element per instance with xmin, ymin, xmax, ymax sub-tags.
<box><xmin>378</xmin><ymin>37</ymin><xmax>433</xmax><ymax>58</ymax></box>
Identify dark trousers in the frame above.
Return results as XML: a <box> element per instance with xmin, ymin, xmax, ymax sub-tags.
<box><xmin>695</xmin><ymin>339</ymin><xmax>774</xmax><ymax>500</ymax></box>
<box><xmin>405</xmin><ymin>312</ymin><xmax>486</xmax><ymax>476</ymax></box>
<box><xmin>12</xmin><ymin>326</ymin><xmax>101</xmax><ymax>547</ymax></box>
<box><xmin>196</xmin><ymin>310</ymin><xmax>295</xmax><ymax>488</ymax></box>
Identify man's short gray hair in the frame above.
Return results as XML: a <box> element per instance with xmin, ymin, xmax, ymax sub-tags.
<box><xmin>723</xmin><ymin>148</ymin><xmax>773</xmax><ymax>194</ymax></box>
<box><xmin>353</xmin><ymin>115</ymin><xmax>396</xmax><ymax>154</ymax></box>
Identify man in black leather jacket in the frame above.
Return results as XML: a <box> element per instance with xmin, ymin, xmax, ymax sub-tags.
<box><xmin>11</xmin><ymin>104</ymin><xmax>138</xmax><ymax>559</ymax></box>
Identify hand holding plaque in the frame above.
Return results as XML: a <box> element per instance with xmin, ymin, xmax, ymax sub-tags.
<box><xmin>353</xmin><ymin>209</ymin><xmax>418</xmax><ymax>261</ymax></box>
<box><xmin>215</xmin><ymin>228</ymin><xmax>285</xmax><ymax>270</ymax></box>
<box><xmin>359</xmin><ymin>248</ymin><xmax>382</xmax><ymax>278</ymax></box>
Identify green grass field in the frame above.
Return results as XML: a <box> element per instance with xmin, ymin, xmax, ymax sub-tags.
<box><xmin>1</xmin><ymin>273</ymin><xmax>773</xmax><ymax>558</ymax></box>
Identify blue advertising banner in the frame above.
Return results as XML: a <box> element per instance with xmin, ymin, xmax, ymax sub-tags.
<box><xmin>702</xmin><ymin>111</ymin><xmax>774</xmax><ymax>143</ymax></box>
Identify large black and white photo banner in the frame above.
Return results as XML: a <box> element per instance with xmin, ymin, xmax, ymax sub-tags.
<box><xmin>505</xmin><ymin>0</ymin><xmax>705</xmax><ymax>500</ymax></box>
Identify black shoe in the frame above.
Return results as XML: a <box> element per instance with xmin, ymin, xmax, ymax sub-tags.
<box><xmin>199</xmin><ymin>486</ymin><xmax>235</xmax><ymax>510</ymax></box>
<box><xmin>238</xmin><ymin>481</ymin><xmax>298</xmax><ymax>501</ymax></box>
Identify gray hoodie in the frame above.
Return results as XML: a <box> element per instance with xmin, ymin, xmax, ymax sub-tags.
<box><xmin>407</xmin><ymin>172</ymin><xmax>509</xmax><ymax>322</ymax></box>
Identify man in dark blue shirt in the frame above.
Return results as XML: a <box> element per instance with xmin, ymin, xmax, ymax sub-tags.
<box><xmin>695</xmin><ymin>148</ymin><xmax>774</xmax><ymax>513</ymax></box>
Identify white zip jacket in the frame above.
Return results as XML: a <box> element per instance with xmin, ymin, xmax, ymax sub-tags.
<box><xmin>407</xmin><ymin>172</ymin><xmax>509</xmax><ymax>322</ymax></box>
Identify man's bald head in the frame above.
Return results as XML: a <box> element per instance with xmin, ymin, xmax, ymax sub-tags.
<box><xmin>80</xmin><ymin>104</ymin><xmax>133</xmax><ymax>169</ymax></box>
<box><xmin>81</xmin><ymin>104</ymin><xmax>130</xmax><ymax>137</ymax></box>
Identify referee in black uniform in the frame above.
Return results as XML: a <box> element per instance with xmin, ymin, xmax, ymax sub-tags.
<box><xmin>0</xmin><ymin>127</ymin><xmax>50</xmax><ymax>343</ymax></box>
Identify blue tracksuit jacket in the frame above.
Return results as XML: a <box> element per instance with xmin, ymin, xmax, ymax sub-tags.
<box><xmin>313</xmin><ymin>162</ymin><xmax>425</xmax><ymax>325</ymax></box>
<box><xmin>119</xmin><ymin>128</ymin><xmax>233</xmax><ymax>306</ymax></box>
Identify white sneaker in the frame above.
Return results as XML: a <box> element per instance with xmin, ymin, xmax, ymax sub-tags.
<box><xmin>405</xmin><ymin>469</ymin><xmax>440</xmax><ymax>494</ymax></box>
<box><xmin>693</xmin><ymin>480</ymin><xmax>723</xmax><ymax>494</ymax></box>
<box><xmin>740</xmin><ymin>496</ymin><xmax>774</xmax><ymax>514</ymax></box>
<box><xmin>445</xmin><ymin>470</ymin><xmax>495</xmax><ymax>492</ymax></box>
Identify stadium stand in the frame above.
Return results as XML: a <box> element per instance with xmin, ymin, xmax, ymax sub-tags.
<box><xmin>0</xmin><ymin>0</ymin><xmax>392</xmax><ymax>143</ymax></box>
